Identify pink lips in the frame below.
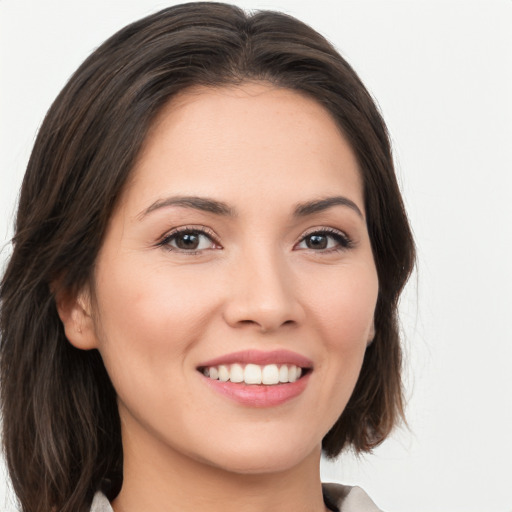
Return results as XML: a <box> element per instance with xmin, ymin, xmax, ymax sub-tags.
<box><xmin>198</xmin><ymin>349</ymin><xmax>313</xmax><ymax>408</ymax></box>
<box><xmin>198</xmin><ymin>349</ymin><xmax>313</xmax><ymax>369</ymax></box>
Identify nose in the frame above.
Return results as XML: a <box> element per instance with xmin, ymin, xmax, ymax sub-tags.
<box><xmin>222</xmin><ymin>248</ymin><xmax>305</xmax><ymax>333</ymax></box>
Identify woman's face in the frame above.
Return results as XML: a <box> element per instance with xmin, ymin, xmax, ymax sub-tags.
<box><xmin>75</xmin><ymin>83</ymin><xmax>378</xmax><ymax>474</ymax></box>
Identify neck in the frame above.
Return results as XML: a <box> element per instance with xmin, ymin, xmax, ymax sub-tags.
<box><xmin>112</xmin><ymin>424</ymin><xmax>327</xmax><ymax>512</ymax></box>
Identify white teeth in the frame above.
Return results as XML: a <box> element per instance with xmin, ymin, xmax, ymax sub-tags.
<box><xmin>202</xmin><ymin>363</ymin><xmax>304</xmax><ymax>385</ymax></box>
<box><xmin>218</xmin><ymin>365</ymin><xmax>229</xmax><ymax>382</ymax></box>
<box><xmin>261</xmin><ymin>364</ymin><xmax>279</xmax><ymax>385</ymax></box>
<box><xmin>244</xmin><ymin>364</ymin><xmax>262</xmax><ymax>384</ymax></box>
<box><xmin>230</xmin><ymin>363</ymin><xmax>244</xmax><ymax>383</ymax></box>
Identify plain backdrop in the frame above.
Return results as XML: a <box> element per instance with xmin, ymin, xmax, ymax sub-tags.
<box><xmin>1</xmin><ymin>1</ymin><xmax>511</xmax><ymax>511</ymax></box>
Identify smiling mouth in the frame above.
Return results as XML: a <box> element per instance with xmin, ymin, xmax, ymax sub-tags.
<box><xmin>199</xmin><ymin>363</ymin><xmax>309</xmax><ymax>386</ymax></box>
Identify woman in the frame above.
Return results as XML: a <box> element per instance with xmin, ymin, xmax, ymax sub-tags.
<box><xmin>0</xmin><ymin>3</ymin><xmax>415</xmax><ymax>512</ymax></box>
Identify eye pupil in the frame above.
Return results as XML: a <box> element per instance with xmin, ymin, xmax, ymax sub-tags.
<box><xmin>306</xmin><ymin>234</ymin><xmax>327</xmax><ymax>249</ymax></box>
<box><xmin>176</xmin><ymin>233</ymin><xmax>199</xmax><ymax>250</ymax></box>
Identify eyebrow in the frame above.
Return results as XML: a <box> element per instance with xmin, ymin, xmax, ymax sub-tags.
<box><xmin>138</xmin><ymin>196</ymin><xmax>235</xmax><ymax>220</ymax></box>
<box><xmin>293</xmin><ymin>196</ymin><xmax>364</xmax><ymax>218</ymax></box>
<box><xmin>138</xmin><ymin>194</ymin><xmax>363</xmax><ymax>220</ymax></box>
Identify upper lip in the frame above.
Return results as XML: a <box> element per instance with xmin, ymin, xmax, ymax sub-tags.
<box><xmin>197</xmin><ymin>349</ymin><xmax>313</xmax><ymax>369</ymax></box>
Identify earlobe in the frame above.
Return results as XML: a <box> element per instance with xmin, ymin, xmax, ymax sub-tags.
<box><xmin>54</xmin><ymin>284</ymin><xmax>99</xmax><ymax>350</ymax></box>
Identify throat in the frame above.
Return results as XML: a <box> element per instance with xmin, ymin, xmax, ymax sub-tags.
<box><xmin>115</xmin><ymin>437</ymin><xmax>326</xmax><ymax>512</ymax></box>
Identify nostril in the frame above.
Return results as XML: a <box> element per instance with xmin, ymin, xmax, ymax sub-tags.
<box><xmin>239</xmin><ymin>319</ymin><xmax>257</xmax><ymax>326</ymax></box>
<box><xmin>232</xmin><ymin>318</ymin><xmax>296</xmax><ymax>332</ymax></box>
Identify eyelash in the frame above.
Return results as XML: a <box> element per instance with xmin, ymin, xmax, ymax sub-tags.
<box><xmin>296</xmin><ymin>228</ymin><xmax>354</xmax><ymax>253</ymax></box>
<box><xmin>157</xmin><ymin>226</ymin><xmax>221</xmax><ymax>255</ymax></box>
<box><xmin>157</xmin><ymin>226</ymin><xmax>354</xmax><ymax>254</ymax></box>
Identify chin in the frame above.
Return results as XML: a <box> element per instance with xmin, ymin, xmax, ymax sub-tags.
<box><xmin>197</xmin><ymin>436</ymin><xmax>321</xmax><ymax>475</ymax></box>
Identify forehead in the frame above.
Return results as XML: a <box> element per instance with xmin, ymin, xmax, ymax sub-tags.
<box><xmin>125</xmin><ymin>83</ymin><xmax>363</xmax><ymax>214</ymax></box>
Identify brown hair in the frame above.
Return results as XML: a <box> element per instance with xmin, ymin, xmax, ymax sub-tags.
<box><xmin>0</xmin><ymin>3</ymin><xmax>415</xmax><ymax>511</ymax></box>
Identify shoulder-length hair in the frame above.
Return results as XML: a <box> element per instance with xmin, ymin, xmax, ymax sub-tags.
<box><xmin>0</xmin><ymin>3</ymin><xmax>415</xmax><ymax>511</ymax></box>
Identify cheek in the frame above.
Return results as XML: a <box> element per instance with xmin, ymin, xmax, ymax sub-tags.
<box><xmin>296</xmin><ymin>263</ymin><xmax>378</xmax><ymax>434</ymax></box>
<box><xmin>306</xmin><ymin>263</ymin><xmax>378</xmax><ymax>349</ymax></box>
<box><xmin>92</xmin><ymin>257</ymin><xmax>220</xmax><ymax>373</ymax></box>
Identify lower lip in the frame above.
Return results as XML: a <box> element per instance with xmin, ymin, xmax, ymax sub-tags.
<box><xmin>201</xmin><ymin>373</ymin><xmax>310</xmax><ymax>407</ymax></box>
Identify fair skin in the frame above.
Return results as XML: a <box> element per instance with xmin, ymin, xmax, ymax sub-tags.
<box><xmin>59</xmin><ymin>83</ymin><xmax>378</xmax><ymax>512</ymax></box>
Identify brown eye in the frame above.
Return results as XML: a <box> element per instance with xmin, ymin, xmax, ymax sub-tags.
<box><xmin>305</xmin><ymin>234</ymin><xmax>328</xmax><ymax>249</ymax></box>
<box><xmin>161</xmin><ymin>229</ymin><xmax>217</xmax><ymax>252</ymax></box>
<box><xmin>297</xmin><ymin>230</ymin><xmax>352</xmax><ymax>251</ymax></box>
<box><xmin>174</xmin><ymin>232</ymin><xmax>201</xmax><ymax>250</ymax></box>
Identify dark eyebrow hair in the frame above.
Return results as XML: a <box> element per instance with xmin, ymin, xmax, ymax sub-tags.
<box><xmin>293</xmin><ymin>196</ymin><xmax>364</xmax><ymax>218</ymax></box>
<box><xmin>138</xmin><ymin>196</ymin><xmax>235</xmax><ymax>219</ymax></box>
<box><xmin>138</xmin><ymin>195</ymin><xmax>363</xmax><ymax>221</ymax></box>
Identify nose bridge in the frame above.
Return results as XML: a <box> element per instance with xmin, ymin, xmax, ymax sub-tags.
<box><xmin>223</xmin><ymin>242</ymin><xmax>303</xmax><ymax>331</ymax></box>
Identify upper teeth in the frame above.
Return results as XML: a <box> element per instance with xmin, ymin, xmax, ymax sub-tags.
<box><xmin>202</xmin><ymin>363</ymin><xmax>303</xmax><ymax>385</ymax></box>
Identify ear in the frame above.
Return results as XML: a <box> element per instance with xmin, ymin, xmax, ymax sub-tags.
<box><xmin>367</xmin><ymin>321</ymin><xmax>376</xmax><ymax>347</ymax></box>
<box><xmin>54</xmin><ymin>284</ymin><xmax>99</xmax><ymax>350</ymax></box>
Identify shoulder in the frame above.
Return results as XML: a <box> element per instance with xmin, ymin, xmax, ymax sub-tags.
<box><xmin>322</xmin><ymin>482</ymin><xmax>384</xmax><ymax>512</ymax></box>
<box><xmin>90</xmin><ymin>491</ymin><xmax>114</xmax><ymax>512</ymax></box>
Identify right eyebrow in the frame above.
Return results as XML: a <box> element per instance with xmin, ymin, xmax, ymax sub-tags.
<box><xmin>293</xmin><ymin>196</ymin><xmax>364</xmax><ymax>219</ymax></box>
<box><xmin>137</xmin><ymin>195</ymin><xmax>236</xmax><ymax>221</ymax></box>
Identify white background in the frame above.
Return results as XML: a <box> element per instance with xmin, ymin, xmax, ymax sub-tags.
<box><xmin>1</xmin><ymin>1</ymin><xmax>511</xmax><ymax>511</ymax></box>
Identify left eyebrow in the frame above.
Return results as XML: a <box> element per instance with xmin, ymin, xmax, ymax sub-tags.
<box><xmin>293</xmin><ymin>196</ymin><xmax>364</xmax><ymax>219</ymax></box>
<box><xmin>137</xmin><ymin>195</ymin><xmax>236</xmax><ymax>220</ymax></box>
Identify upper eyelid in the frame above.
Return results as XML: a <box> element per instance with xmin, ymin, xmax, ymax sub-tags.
<box><xmin>294</xmin><ymin>226</ymin><xmax>354</xmax><ymax>251</ymax></box>
<box><xmin>297</xmin><ymin>226</ymin><xmax>350</xmax><ymax>241</ymax></box>
<box><xmin>158</xmin><ymin>225</ymin><xmax>221</xmax><ymax>247</ymax></box>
